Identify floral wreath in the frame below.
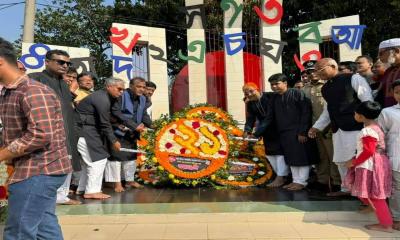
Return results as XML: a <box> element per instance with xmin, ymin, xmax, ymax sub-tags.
<box><xmin>0</xmin><ymin>162</ymin><xmax>11</xmax><ymax>208</ymax></box>
<box><xmin>138</xmin><ymin>104</ymin><xmax>273</xmax><ymax>187</ymax></box>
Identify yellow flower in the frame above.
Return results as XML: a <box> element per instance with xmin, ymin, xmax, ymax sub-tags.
<box><xmin>210</xmin><ymin>175</ymin><xmax>216</xmax><ymax>180</ymax></box>
<box><xmin>192</xmin><ymin>180</ymin><xmax>198</xmax><ymax>186</ymax></box>
<box><xmin>246</xmin><ymin>177</ymin><xmax>253</xmax><ymax>182</ymax></box>
<box><xmin>223</xmin><ymin>165</ymin><xmax>227</xmax><ymax>169</ymax></box>
<box><xmin>258</xmin><ymin>163</ymin><xmax>265</xmax><ymax>167</ymax></box>
<box><xmin>168</xmin><ymin>174</ymin><xmax>175</xmax><ymax>179</ymax></box>
<box><xmin>173</xmin><ymin>179</ymin><xmax>180</xmax><ymax>184</ymax></box>
<box><xmin>152</xmin><ymin>157</ymin><xmax>158</xmax><ymax>163</ymax></box>
<box><xmin>174</xmin><ymin>118</ymin><xmax>180</xmax><ymax>121</ymax></box>
<box><xmin>157</xmin><ymin>166</ymin><xmax>164</xmax><ymax>171</ymax></box>
<box><xmin>229</xmin><ymin>141</ymin><xmax>234</xmax><ymax>145</ymax></box>
<box><xmin>227</xmin><ymin>175</ymin><xmax>235</xmax><ymax>181</ymax></box>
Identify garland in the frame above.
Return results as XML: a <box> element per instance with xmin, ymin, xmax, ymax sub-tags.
<box><xmin>138</xmin><ymin>104</ymin><xmax>273</xmax><ymax>188</ymax></box>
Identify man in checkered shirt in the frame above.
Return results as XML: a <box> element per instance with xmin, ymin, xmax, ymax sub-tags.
<box><xmin>0</xmin><ymin>38</ymin><xmax>72</xmax><ymax>240</ymax></box>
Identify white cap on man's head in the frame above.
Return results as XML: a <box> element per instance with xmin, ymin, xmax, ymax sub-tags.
<box><xmin>379</xmin><ymin>38</ymin><xmax>400</xmax><ymax>49</ymax></box>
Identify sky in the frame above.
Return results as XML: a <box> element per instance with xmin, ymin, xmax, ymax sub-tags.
<box><xmin>0</xmin><ymin>0</ymin><xmax>115</xmax><ymax>43</ymax></box>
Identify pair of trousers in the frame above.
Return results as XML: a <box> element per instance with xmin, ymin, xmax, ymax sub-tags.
<box><xmin>77</xmin><ymin>138</ymin><xmax>107</xmax><ymax>194</ymax></box>
<box><xmin>335</xmin><ymin>162</ymin><xmax>349</xmax><ymax>192</ymax></box>
<box><xmin>359</xmin><ymin>197</ymin><xmax>393</xmax><ymax>227</ymax></box>
<box><xmin>104</xmin><ymin>160</ymin><xmax>136</xmax><ymax>182</ymax></box>
<box><xmin>267</xmin><ymin>155</ymin><xmax>288</xmax><ymax>177</ymax></box>
<box><xmin>56</xmin><ymin>172</ymin><xmax>72</xmax><ymax>204</ymax></box>
<box><xmin>390</xmin><ymin>170</ymin><xmax>400</xmax><ymax>221</ymax></box>
<box><xmin>4</xmin><ymin>174</ymin><xmax>67</xmax><ymax>240</ymax></box>
<box><xmin>315</xmin><ymin>134</ymin><xmax>341</xmax><ymax>186</ymax></box>
<box><xmin>71</xmin><ymin>171</ymin><xmax>81</xmax><ymax>186</ymax></box>
<box><xmin>291</xmin><ymin>166</ymin><xmax>311</xmax><ymax>186</ymax></box>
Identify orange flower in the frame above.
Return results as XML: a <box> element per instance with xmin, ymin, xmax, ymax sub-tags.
<box><xmin>155</xmin><ymin>119</ymin><xmax>229</xmax><ymax>179</ymax></box>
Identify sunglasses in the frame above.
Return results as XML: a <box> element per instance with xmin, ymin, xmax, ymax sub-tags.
<box><xmin>51</xmin><ymin>59</ymin><xmax>72</xmax><ymax>67</ymax></box>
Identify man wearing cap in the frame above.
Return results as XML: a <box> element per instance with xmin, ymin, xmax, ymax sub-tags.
<box><xmin>378</xmin><ymin>38</ymin><xmax>400</xmax><ymax>107</ymax></box>
<box><xmin>308</xmin><ymin>58</ymin><xmax>373</xmax><ymax>197</ymax></box>
<box><xmin>302</xmin><ymin>60</ymin><xmax>341</xmax><ymax>193</ymax></box>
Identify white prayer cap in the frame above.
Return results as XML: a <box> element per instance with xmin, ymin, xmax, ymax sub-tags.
<box><xmin>379</xmin><ymin>38</ymin><xmax>400</xmax><ymax>49</ymax></box>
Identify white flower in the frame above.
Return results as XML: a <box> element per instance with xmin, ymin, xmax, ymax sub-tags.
<box><xmin>257</xmin><ymin>171</ymin><xmax>265</xmax><ymax>175</ymax></box>
<box><xmin>252</xmin><ymin>157</ymin><xmax>259</xmax><ymax>162</ymax></box>
<box><xmin>227</xmin><ymin>175</ymin><xmax>235</xmax><ymax>181</ymax></box>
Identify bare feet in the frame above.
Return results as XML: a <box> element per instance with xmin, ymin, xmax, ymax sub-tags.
<box><xmin>126</xmin><ymin>181</ymin><xmax>144</xmax><ymax>188</ymax></box>
<box><xmin>358</xmin><ymin>205</ymin><xmax>374</xmax><ymax>214</ymax></box>
<box><xmin>287</xmin><ymin>183</ymin><xmax>305</xmax><ymax>191</ymax></box>
<box><xmin>83</xmin><ymin>192</ymin><xmax>111</xmax><ymax>199</ymax></box>
<box><xmin>365</xmin><ymin>224</ymin><xmax>393</xmax><ymax>233</ymax></box>
<box><xmin>283</xmin><ymin>183</ymin><xmax>295</xmax><ymax>189</ymax></box>
<box><xmin>267</xmin><ymin>176</ymin><xmax>286</xmax><ymax>188</ymax></box>
<box><xmin>326</xmin><ymin>191</ymin><xmax>350</xmax><ymax>197</ymax></box>
<box><xmin>393</xmin><ymin>221</ymin><xmax>400</xmax><ymax>231</ymax></box>
<box><xmin>59</xmin><ymin>199</ymin><xmax>82</xmax><ymax>205</ymax></box>
<box><xmin>114</xmin><ymin>182</ymin><xmax>125</xmax><ymax>193</ymax></box>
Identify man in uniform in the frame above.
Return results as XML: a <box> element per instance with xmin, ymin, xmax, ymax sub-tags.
<box><xmin>302</xmin><ymin>60</ymin><xmax>341</xmax><ymax>193</ymax></box>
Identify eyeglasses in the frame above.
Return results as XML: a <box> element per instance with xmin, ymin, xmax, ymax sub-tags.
<box><xmin>315</xmin><ymin>65</ymin><xmax>330</xmax><ymax>72</ymax></box>
<box><xmin>51</xmin><ymin>59</ymin><xmax>72</xmax><ymax>67</ymax></box>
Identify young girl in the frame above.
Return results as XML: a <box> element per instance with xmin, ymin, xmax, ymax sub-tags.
<box><xmin>378</xmin><ymin>79</ymin><xmax>400</xmax><ymax>231</ymax></box>
<box><xmin>344</xmin><ymin>101</ymin><xmax>393</xmax><ymax>232</ymax></box>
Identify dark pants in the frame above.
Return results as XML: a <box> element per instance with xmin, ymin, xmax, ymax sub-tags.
<box><xmin>4</xmin><ymin>174</ymin><xmax>67</xmax><ymax>240</ymax></box>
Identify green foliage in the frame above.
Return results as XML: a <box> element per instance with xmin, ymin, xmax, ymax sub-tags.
<box><xmin>32</xmin><ymin>0</ymin><xmax>113</xmax><ymax>79</ymax></box>
<box><xmin>0</xmin><ymin>205</ymin><xmax>7</xmax><ymax>224</ymax></box>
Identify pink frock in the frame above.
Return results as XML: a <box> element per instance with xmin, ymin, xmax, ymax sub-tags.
<box><xmin>344</xmin><ymin>124</ymin><xmax>392</xmax><ymax>199</ymax></box>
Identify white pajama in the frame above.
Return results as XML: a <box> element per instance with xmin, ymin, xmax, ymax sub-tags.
<box><xmin>104</xmin><ymin>160</ymin><xmax>137</xmax><ymax>182</ymax></box>
<box><xmin>290</xmin><ymin>166</ymin><xmax>311</xmax><ymax>186</ymax></box>
<box><xmin>77</xmin><ymin>137</ymin><xmax>107</xmax><ymax>194</ymax></box>
<box><xmin>267</xmin><ymin>155</ymin><xmax>289</xmax><ymax>177</ymax></box>
<box><xmin>56</xmin><ymin>172</ymin><xmax>72</xmax><ymax>204</ymax></box>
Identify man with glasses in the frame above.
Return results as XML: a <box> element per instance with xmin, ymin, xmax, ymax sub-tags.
<box><xmin>75</xmin><ymin>78</ymin><xmax>124</xmax><ymax>199</ymax></box>
<box><xmin>308</xmin><ymin>58</ymin><xmax>373</xmax><ymax>197</ymax></box>
<box><xmin>302</xmin><ymin>60</ymin><xmax>341</xmax><ymax>193</ymax></box>
<box><xmin>243</xmin><ymin>83</ymin><xmax>288</xmax><ymax>188</ymax></box>
<box><xmin>378</xmin><ymin>38</ymin><xmax>400</xmax><ymax>107</ymax></box>
<box><xmin>29</xmin><ymin>50</ymin><xmax>81</xmax><ymax>205</ymax></box>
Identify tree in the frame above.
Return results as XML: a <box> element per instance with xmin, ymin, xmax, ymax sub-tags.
<box><xmin>33</xmin><ymin>0</ymin><xmax>113</xmax><ymax>80</ymax></box>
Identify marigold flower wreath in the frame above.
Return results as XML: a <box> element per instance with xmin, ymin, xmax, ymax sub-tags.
<box><xmin>137</xmin><ymin>104</ymin><xmax>273</xmax><ymax>188</ymax></box>
<box><xmin>0</xmin><ymin>162</ymin><xmax>10</xmax><ymax>217</ymax></box>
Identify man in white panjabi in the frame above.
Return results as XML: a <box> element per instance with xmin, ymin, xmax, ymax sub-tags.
<box><xmin>308</xmin><ymin>58</ymin><xmax>373</xmax><ymax>197</ymax></box>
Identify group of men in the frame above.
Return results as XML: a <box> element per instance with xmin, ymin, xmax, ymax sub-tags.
<box><xmin>0</xmin><ymin>37</ymin><xmax>157</xmax><ymax>239</ymax></box>
<box><xmin>243</xmin><ymin>38</ymin><xmax>400</xmax><ymax>201</ymax></box>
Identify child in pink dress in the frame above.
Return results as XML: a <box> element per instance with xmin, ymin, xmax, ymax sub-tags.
<box><xmin>344</xmin><ymin>101</ymin><xmax>393</xmax><ymax>232</ymax></box>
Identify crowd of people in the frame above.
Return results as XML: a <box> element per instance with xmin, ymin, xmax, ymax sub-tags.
<box><xmin>0</xmin><ymin>37</ymin><xmax>157</xmax><ymax>239</ymax></box>
<box><xmin>0</xmin><ymin>34</ymin><xmax>400</xmax><ymax>239</ymax></box>
<box><xmin>242</xmin><ymin>38</ymin><xmax>400</xmax><ymax>232</ymax></box>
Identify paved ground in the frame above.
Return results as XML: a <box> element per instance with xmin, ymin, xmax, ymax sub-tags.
<box><xmin>2</xmin><ymin>212</ymin><xmax>399</xmax><ymax>240</ymax></box>
<box><xmin>1</xmin><ymin>187</ymin><xmax>399</xmax><ymax>239</ymax></box>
